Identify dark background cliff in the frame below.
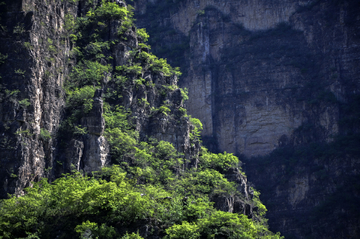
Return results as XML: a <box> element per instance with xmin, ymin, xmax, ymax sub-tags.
<box><xmin>0</xmin><ymin>0</ymin><xmax>359</xmax><ymax>238</ymax></box>
<box><xmin>133</xmin><ymin>0</ymin><xmax>360</xmax><ymax>238</ymax></box>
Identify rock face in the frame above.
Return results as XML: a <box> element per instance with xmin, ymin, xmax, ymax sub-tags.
<box><xmin>135</xmin><ymin>0</ymin><xmax>360</xmax><ymax>157</ymax></box>
<box><xmin>0</xmin><ymin>0</ymin><xmax>199</xmax><ymax>198</ymax></box>
<box><xmin>0</xmin><ymin>0</ymin><xmax>75</xmax><ymax>198</ymax></box>
<box><xmin>80</xmin><ymin>90</ymin><xmax>110</xmax><ymax>173</ymax></box>
<box><xmin>133</xmin><ymin>0</ymin><xmax>360</xmax><ymax>238</ymax></box>
<box><xmin>244</xmin><ymin>149</ymin><xmax>360</xmax><ymax>239</ymax></box>
<box><xmin>1</xmin><ymin>0</ymin><xmax>359</xmax><ymax>237</ymax></box>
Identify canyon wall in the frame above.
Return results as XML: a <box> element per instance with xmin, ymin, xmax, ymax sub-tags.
<box><xmin>0</xmin><ymin>0</ymin><xmax>199</xmax><ymax>199</ymax></box>
<box><xmin>0</xmin><ymin>0</ymin><xmax>74</xmax><ymax>197</ymax></box>
<box><xmin>135</xmin><ymin>0</ymin><xmax>360</xmax><ymax>156</ymax></box>
<box><xmin>0</xmin><ymin>0</ymin><xmax>359</xmax><ymax>237</ymax></box>
<box><xmin>134</xmin><ymin>0</ymin><xmax>360</xmax><ymax>238</ymax></box>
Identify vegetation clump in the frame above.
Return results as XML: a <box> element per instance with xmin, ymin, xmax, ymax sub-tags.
<box><xmin>0</xmin><ymin>1</ymin><xmax>283</xmax><ymax>238</ymax></box>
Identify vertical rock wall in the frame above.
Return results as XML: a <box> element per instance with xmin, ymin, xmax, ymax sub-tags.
<box><xmin>133</xmin><ymin>0</ymin><xmax>360</xmax><ymax>238</ymax></box>
<box><xmin>134</xmin><ymin>0</ymin><xmax>360</xmax><ymax>156</ymax></box>
<box><xmin>0</xmin><ymin>0</ymin><xmax>75</xmax><ymax>198</ymax></box>
<box><xmin>0</xmin><ymin>0</ymin><xmax>200</xmax><ymax>198</ymax></box>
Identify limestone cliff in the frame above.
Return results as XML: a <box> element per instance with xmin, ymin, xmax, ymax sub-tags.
<box><xmin>0</xmin><ymin>0</ymin><xmax>200</xmax><ymax>198</ymax></box>
<box><xmin>0</xmin><ymin>0</ymin><xmax>74</xmax><ymax>197</ymax></box>
<box><xmin>134</xmin><ymin>0</ymin><xmax>360</xmax><ymax>156</ymax></box>
<box><xmin>133</xmin><ymin>0</ymin><xmax>360</xmax><ymax>238</ymax></box>
<box><xmin>0</xmin><ymin>1</ymin><xmax>264</xmax><ymax>231</ymax></box>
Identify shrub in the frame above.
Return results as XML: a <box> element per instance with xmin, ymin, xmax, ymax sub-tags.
<box><xmin>66</xmin><ymin>85</ymin><xmax>96</xmax><ymax>112</ymax></box>
<box><xmin>40</xmin><ymin>128</ymin><xmax>51</xmax><ymax>141</ymax></box>
<box><xmin>159</xmin><ymin>105</ymin><xmax>171</xmax><ymax>116</ymax></box>
<box><xmin>18</xmin><ymin>99</ymin><xmax>31</xmax><ymax>108</ymax></box>
<box><xmin>137</xmin><ymin>28</ymin><xmax>149</xmax><ymax>42</ymax></box>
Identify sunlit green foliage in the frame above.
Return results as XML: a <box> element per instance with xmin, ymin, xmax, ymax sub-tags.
<box><xmin>189</xmin><ymin>116</ymin><xmax>202</xmax><ymax>141</ymax></box>
<box><xmin>87</xmin><ymin>1</ymin><xmax>129</xmax><ymax>20</ymax></box>
<box><xmin>0</xmin><ymin>1</ymin><xmax>282</xmax><ymax>238</ymax></box>
<box><xmin>18</xmin><ymin>98</ymin><xmax>31</xmax><ymax>108</ymax></box>
<box><xmin>40</xmin><ymin>128</ymin><xmax>51</xmax><ymax>141</ymax></box>
<box><xmin>137</xmin><ymin>28</ymin><xmax>149</xmax><ymax>42</ymax></box>
<box><xmin>199</xmin><ymin>147</ymin><xmax>239</xmax><ymax>171</ymax></box>
<box><xmin>66</xmin><ymin>85</ymin><xmax>96</xmax><ymax>112</ymax></box>
<box><xmin>0</xmin><ymin>167</ymin><xmax>282</xmax><ymax>239</ymax></box>
<box><xmin>69</xmin><ymin>61</ymin><xmax>111</xmax><ymax>88</ymax></box>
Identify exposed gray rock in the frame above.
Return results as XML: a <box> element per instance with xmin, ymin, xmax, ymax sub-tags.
<box><xmin>66</xmin><ymin>139</ymin><xmax>84</xmax><ymax>171</ymax></box>
<box><xmin>83</xmin><ymin>135</ymin><xmax>110</xmax><ymax>173</ymax></box>
<box><xmin>133</xmin><ymin>0</ymin><xmax>360</xmax><ymax>237</ymax></box>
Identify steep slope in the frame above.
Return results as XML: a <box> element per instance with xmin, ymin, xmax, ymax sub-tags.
<box><xmin>134</xmin><ymin>0</ymin><xmax>360</xmax><ymax>156</ymax></box>
<box><xmin>0</xmin><ymin>0</ymin><xmax>282</xmax><ymax>238</ymax></box>
<box><xmin>133</xmin><ymin>0</ymin><xmax>360</xmax><ymax>238</ymax></box>
<box><xmin>0</xmin><ymin>0</ymin><xmax>75</xmax><ymax>198</ymax></box>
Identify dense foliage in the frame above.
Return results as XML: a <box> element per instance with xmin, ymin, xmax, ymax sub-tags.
<box><xmin>0</xmin><ymin>166</ymin><xmax>282</xmax><ymax>238</ymax></box>
<box><xmin>0</xmin><ymin>1</ymin><xmax>283</xmax><ymax>238</ymax></box>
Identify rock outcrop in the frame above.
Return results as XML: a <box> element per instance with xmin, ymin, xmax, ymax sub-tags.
<box><xmin>135</xmin><ymin>0</ymin><xmax>360</xmax><ymax>157</ymax></box>
<box><xmin>0</xmin><ymin>0</ymin><xmax>200</xmax><ymax>198</ymax></box>
<box><xmin>133</xmin><ymin>0</ymin><xmax>360</xmax><ymax>238</ymax></box>
<box><xmin>0</xmin><ymin>0</ymin><xmax>75</xmax><ymax>197</ymax></box>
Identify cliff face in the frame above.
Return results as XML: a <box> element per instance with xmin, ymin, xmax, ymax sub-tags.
<box><xmin>134</xmin><ymin>0</ymin><xmax>360</xmax><ymax>156</ymax></box>
<box><xmin>133</xmin><ymin>0</ymin><xmax>360</xmax><ymax>238</ymax></box>
<box><xmin>0</xmin><ymin>2</ymin><xmax>278</xmax><ymax>238</ymax></box>
<box><xmin>0</xmin><ymin>0</ymin><xmax>74</xmax><ymax>198</ymax></box>
<box><xmin>1</xmin><ymin>0</ymin><xmax>359</xmax><ymax>237</ymax></box>
<box><xmin>0</xmin><ymin>0</ymin><xmax>200</xmax><ymax>198</ymax></box>
<box><xmin>244</xmin><ymin>142</ymin><xmax>360</xmax><ymax>238</ymax></box>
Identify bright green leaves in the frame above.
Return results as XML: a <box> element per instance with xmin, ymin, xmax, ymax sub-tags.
<box><xmin>103</xmin><ymin>105</ymin><xmax>138</xmax><ymax>161</ymax></box>
<box><xmin>180</xmin><ymin>88</ymin><xmax>189</xmax><ymax>101</ymax></box>
<box><xmin>64</xmin><ymin>13</ymin><xmax>76</xmax><ymax>32</ymax></box>
<box><xmin>62</xmin><ymin>85</ymin><xmax>97</xmax><ymax>136</ymax></box>
<box><xmin>87</xmin><ymin>1</ymin><xmax>129</xmax><ymax>20</ymax></box>
<box><xmin>75</xmin><ymin>221</ymin><xmax>117</xmax><ymax>239</ymax></box>
<box><xmin>175</xmin><ymin>169</ymin><xmax>236</xmax><ymax>197</ymax></box>
<box><xmin>199</xmin><ymin>147</ymin><xmax>239</xmax><ymax>171</ymax></box>
<box><xmin>116</xmin><ymin>64</ymin><xmax>143</xmax><ymax>76</ymax></box>
<box><xmin>189</xmin><ymin>116</ymin><xmax>203</xmax><ymax>141</ymax></box>
<box><xmin>69</xmin><ymin>61</ymin><xmax>111</xmax><ymax>88</ymax></box>
<box><xmin>0</xmin><ymin>171</ymin><xmax>148</xmax><ymax>238</ymax></box>
<box><xmin>103</xmin><ymin>105</ymin><xmax>132</xmax><ymax>131</ymax></box>
<box><xmin>170</xmin><ymin>210</ymin><xmax>284</xmax><ymax>239</ymax></box>
<box><xmin>166</xmin><ymin>210</ymin><xmax>284</xmax><ymax>239</ymax></box>
<box><xmin>66</xmin><ymin>85</ymin><xmax>96</xmax><ymax>112</ymax></box>
<box><xmin>165</xmin><ymin>221</ymin><xmax>200</xmax><ymax>239</ymax></box>
<box><xmin>136</xmin><ymin>28</ymin><xmax>149</xmax><ymax>42</ymax></box>
<box><xmin>150</xmin><ymin>57</ymin><xmax>181</xmax><ymax>77</ymax></box>
<box><xmin>135</xmin><ymin>50</ymin><xmax>181</xmax><ymax>77</ymax></box>
<box><xmin>121</xmin><ymin>232</ymin><xmax>144</xmax><ymax>239</ymax></box>
<box><xmin>197</xmin><ymin>211</ymin><xmax>257</xmax><ymax>239</ymax></box>
<box><xmin>83</xmin><ymin>41</ymin><xmax>110</xmax><ymax>60</ymax></box>
<box><xmin>158</xmin><ymin>105</ymin><xmax>171</xmax><ymax>116</ymax></box>
<box><xmin>252</xmin><ymin>188</ymin><xmax>268</xmax><ymax>217</ymax></box>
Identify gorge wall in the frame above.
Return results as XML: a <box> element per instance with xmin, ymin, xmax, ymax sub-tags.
<box><xmin>0</xmin><ymin>0</ymin><xmax>200</xmax><ymax>198</ymax></box>
<box><xmin>133</xmin><ymin>0</ymin><xmax>360</xmax><ymax>238</ymax></box>
<box><xmin>0</xmin><ymin>0</ymin><xmax>359</xmax><ymax>237</ymax></box>
<box><xmin>0</xmin><ymin>0</ymin><xmax>73</xmax><ymax>197</ymax></box>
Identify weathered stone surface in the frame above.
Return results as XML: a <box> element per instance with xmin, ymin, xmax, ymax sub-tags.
<box><xmin>0</xmin><ymin>0</ymin><xmax>75</xmax><ymax>198</ymax></box>
<box><xmin>66</xmin><ymin>139</ymin><xmax>84</xmax><ymax>172</ymax></box>
<box><xmin>83</xmin><ymin>135</ymin><xmax>110</xmax><ymax>173</ymax></box>
<box><xmin>135</xmin><ymin>0</ymin><xmax>359</xmax><ymax>157</ymax></box>
<box><xmin>81</xmin><ymin>90</ymin><xmax>105</xmax><ymax>136</ymax></box>
<box><xmin>0</xmin><ymin>0</ymin><xmax>201</xmax><ymax>199</ymax></box>
<box><xmin>245</xmin><ymin>153</ymin><xmax>360</xmax><ymax>239</ymax></box>
<box><xmin>134</xmin><ymin>0</ymin><xmax>360</xmax><ymax>238</ymax></box>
